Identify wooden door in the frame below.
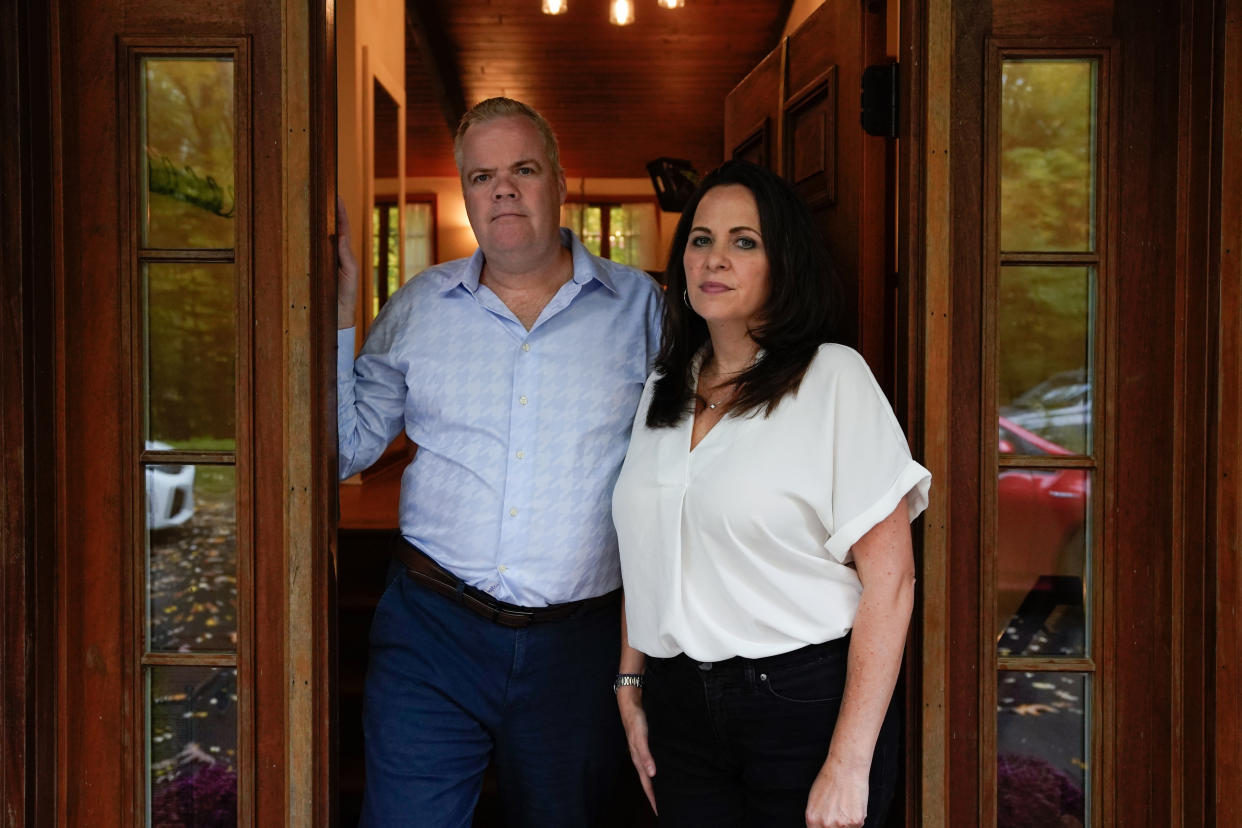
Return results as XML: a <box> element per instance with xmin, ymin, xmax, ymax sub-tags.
<box><xmin>22</xmin><ymin>0</ymin><xmax>338</xmax><ymax>824</ymax></box>
<box><xmin>929</xmin><ymin>0</ymin><xmax>1228</xmax><ymax>824</ymax></box>
<box><xmin>723</xmin><ymin>0</ymin><xmax>889</xmax><ymax>383</ymax></box>
<box><xmin>723</xmin><ymin>2</ymin><xmax>906</xmax><ymax>822</ymax></box>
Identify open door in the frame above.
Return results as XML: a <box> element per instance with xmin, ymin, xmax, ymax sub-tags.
<box><xmin>723</xmin><ymin>1</ymin><xmax>906</xmax><ymax>823</ymax></box>
<box><xmin>724</xmin><ymin>0</ymin><xmax>890</xmax><ymax>386</ymax></box>
<box><xmin>33</xmin><ymin>0</ymin><xmax>337</xmax><ymax>823</ymax></box>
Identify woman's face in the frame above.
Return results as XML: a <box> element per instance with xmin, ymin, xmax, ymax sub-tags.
<box><xmin>683</xmin><ymin>184</ymin><xmax>771</xmax><ymax>334</ymax></box>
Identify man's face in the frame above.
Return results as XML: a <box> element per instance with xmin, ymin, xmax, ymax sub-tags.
<box><xmin>459</xmin><ymin>115</ymin><xmax>567</xmax><ymax>265</ymax></box>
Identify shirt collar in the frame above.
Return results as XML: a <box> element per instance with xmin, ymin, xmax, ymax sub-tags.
<box><xmin>440</xmin><ymin>228</ymin><xmax>619</xmax><ymax>296</ymax></box>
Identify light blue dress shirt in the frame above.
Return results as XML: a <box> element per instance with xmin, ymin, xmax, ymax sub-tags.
<box><xmin>338</xmin><ymin>229</ymin><xmax>663</xmax><ymax>606</ymax></box>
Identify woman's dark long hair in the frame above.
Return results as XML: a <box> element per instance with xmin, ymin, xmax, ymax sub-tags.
<box><xmin>647</xmin><ymin>159</ymin><xmax>843</xmax><ymax>428</ymax></box>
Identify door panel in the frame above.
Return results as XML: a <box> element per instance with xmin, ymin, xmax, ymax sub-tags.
<box><xmin>943</xmin><ymin>0</ymin><xmax>1220</xmax><ymax>824</ymax></box>
<box><xmin>53</xmin><ymin>0</ymin><xmax>332</xmax><ymax>824</ymax></box>
<box><xmin>724</xmin><ymin>0</ymin><xmax>888</xmax><ymax>382</ymax></box>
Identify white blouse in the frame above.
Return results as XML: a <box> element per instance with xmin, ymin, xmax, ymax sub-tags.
<box><xmin>612</xmin><ymin>343</ymin><xmax>931</xmax><ymax>661</ymax></box>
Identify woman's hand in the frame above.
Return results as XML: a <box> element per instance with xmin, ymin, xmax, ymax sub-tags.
<box><xmin>617</xmin><ymin>686</ymin><xmax>658</xmax><ymax>814</ymax></box>
<box><xmin>804</xmin><ymin>762</ymin><xmax>868</xmax><ymax>827</ymax></box>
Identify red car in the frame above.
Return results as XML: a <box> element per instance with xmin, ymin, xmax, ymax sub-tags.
<box><xmin>996</xmin><ymin>416</ymin><xmax>1089</xmax><ymax>644</ymax></box>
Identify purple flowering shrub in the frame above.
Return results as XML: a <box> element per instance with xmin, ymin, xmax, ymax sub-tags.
<box><xmin>150</xmin><ymin>763</ymin><xmax>237</xmax><ymax>828</ymax></box>
<box><xmin>997</xmin><ymin>754</ymin><xmax>1084</xmax><ymax>828</ymax></box>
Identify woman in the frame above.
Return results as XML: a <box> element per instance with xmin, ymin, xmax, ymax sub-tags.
<box><xmin>612</xmin><ymin>160</ymin><xmax>930</xmax><ymax>828</ymax></box>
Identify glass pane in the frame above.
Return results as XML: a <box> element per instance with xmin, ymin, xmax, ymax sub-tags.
<box><xmin>146</xmin><ymin>464</ymin><xmax>237</xmax><ymax>653</ymax></box>
<box><xmin>148</xmin><ymin>666</ymin><xmax>238</xmax><ymax>826</ymax></box>
<box><xmin>371</xmin><ymin>205</ymin><xmax>383</xmax><ymax>318</ymax></box>
<box><xmin>1000</xmin><ymin>59</ymin><xmax>1097</xmax><ymax>252</ymax></box>
<box><xmin>145</xmin><ymin>263</ymin><xmax>236</xmax><ymax>450</ymax></box>
<box><xmin>581</xmin><ymin>206</ymin><xmax>602</xmax><ymax>257</ymax></box>
<box><xmin>560</xmin><ymin>202</ymin><xmax>584</xmax><ymax>236</ymax></box>
<box><xmin>608</xmin><ymin>205</ymin><xmax>638</xmax><ymax>266</ymax></box>
<box><xmin>997</xmin><ymin>671</ymin><xmax>1088</xmax><ymax>827</ymax></box>
<box><xmin>403</xmin><ymin>202</ymin><xmax>433</xmax><ymax>280</ymax></box>
<box><xmin>998</xmin><ymin>266</ymin><xmax>1092</xmax><ymax>455</ymax></box>
<box><xmin>387</xmin><ymin>204</ymin><xmax>400</xmax><ymax>298</ymax></box>
<box><xmin>997</xmin><ymin>466</ymin><xmax>1089</xmax><ymax>656</ymax></box>
<box><xmin>142</xmin><ymin>58</ymin><xmax>236</xmax><ymax>249</ymax></box>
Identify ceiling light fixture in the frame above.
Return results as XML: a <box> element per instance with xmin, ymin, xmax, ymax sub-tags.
<box><xmin>542</xmin><ymin>0</ymin><xmax>567</xmax><ymax>14</ymax></box>
<box><xmin>657</xmin><ymin>0</ymin><xmax>685</xmax><ymax>8</ymax></box>
<box><xmin>609</xmin><ymin>0</ymin><xmax>635</xmax><ymax>25</ymax></box>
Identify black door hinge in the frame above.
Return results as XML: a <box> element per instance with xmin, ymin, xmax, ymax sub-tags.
<box><xmin>861</xmin><ymin>63</ymin><xmax>899</xmax><ymax>139</ymax></box>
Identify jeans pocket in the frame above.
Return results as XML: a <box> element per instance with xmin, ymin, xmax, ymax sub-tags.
<box><xmin>757</xmin><ymin>657</ymin><xmax>846</xmax><ymax>704</ymax></box>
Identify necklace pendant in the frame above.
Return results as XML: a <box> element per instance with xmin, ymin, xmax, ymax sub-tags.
<box><xmin>708</xmin><ymin>402</ymin><xmax>718</xmax><ymax>410</ymax></box>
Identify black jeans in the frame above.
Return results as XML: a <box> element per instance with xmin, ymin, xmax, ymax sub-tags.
<box><xmin>644</xmin><ymin>636</ymin><xmax>899</xmax><ymax>827</ymax></box>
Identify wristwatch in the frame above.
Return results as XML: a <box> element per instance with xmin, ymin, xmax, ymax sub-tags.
<box><xmin>613</xmin><ymin>673</ymin><xmax>644</xmax><ymax>693</ymax></box>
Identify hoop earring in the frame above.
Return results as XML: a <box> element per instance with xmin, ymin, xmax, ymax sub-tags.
<box><xmin>683</xmin><ymin>289</ymin><xmax>691</xmax><ymax>308</ymax></box>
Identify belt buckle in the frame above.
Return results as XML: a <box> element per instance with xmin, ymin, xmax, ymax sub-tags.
<box><xmin>496</xmin><ymin>606</ymin><xmax>537</xmax><ymax>628</ymax></box>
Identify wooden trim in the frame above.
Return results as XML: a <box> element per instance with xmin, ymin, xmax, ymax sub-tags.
<box><xmin>1215</xmin><ymin>0</ymin><xmax>1242</xmax><ymax>822</ymax></box>
<box><xmin>282</xmin><ymin>0</ymin><xmax>318</xmax><ymax>822</ymax></box>
<box><xmin>979</xmin><ymin>40</ymin><xmax>1000</xmax><ymax>826</ymax></box>
<box><xmin>1098</xmin><ymin>37</ymin><xmax>1122</xmax><ymax>828</ymax></box>
<box><xmin>914</xmin><ymin>0</ymin><xmax>952</xmax><ymax>822</ymax></box>
<box><xmin>998</xmin><ymin>251</ymin><xmax>1101</xmax><ymax>266</ymax></box>
<box><xmin>2</xmin><ymin>0</ymin><xmax>60</xmax><ymax>823</ymax></box>
<box><xmin>138</xmin><ymin>248</ymin><xmax>236</xmax><ymax>261</ymax></box>
<box><xmin>1170</xmin><ymin>0</ymin><xmax>1222</xmax><ymax>821</ymax></box>
<box><xmin>312</xmin><ymin>0</ymin><xmax>338</xmax><ymax>823</ymax></box>
<box><xmin>730</xmin><ymin>117</ymin><xmax>771</xmax><ymax>167</ymax></box>
<box><xmin>781</xmin><ymin>65</ymin><xmax>838</xmax><ymax>208</ymax></box>
<box><xmin>896</xmin><ymin>0</ymin><xmax>924</xmax><ymax>824</ymax></box>
<box><xmin>563</xmin><ymin>194</ymin><xmax>659</xmax><ymax>205</ymax></box>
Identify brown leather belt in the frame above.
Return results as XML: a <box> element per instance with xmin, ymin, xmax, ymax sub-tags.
<box><xmin>395</xmin><ymin>538</ymin><xmax>621</xmax><ymax>629</ymax></box>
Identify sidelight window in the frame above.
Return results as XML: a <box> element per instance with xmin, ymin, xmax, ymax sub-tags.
<box><xmin>127</xmin><ymin>43</ymin><xmax>250</xmax><ymax>826</ymax></box>
<box><xmin>985</xmin><ymin>46</ymin><xmax>1113</xmax><ymax>827</ymax></box>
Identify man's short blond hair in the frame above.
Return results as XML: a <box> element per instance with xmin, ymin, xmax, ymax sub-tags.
<box><xmin>453</xmin><ymin>97</ymin><xmax>563</xmax><ymax>179</ymax></box>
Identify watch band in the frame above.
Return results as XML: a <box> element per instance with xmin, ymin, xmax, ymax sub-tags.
<box><xmin>613</xmin><ymin>673</ymin><xmax>644</xmax><ymax>693</ymax></box>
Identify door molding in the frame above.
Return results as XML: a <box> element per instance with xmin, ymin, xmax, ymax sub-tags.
<box><xmin>1</xmin><ymin>0</ymin><xmax>60</xmax><ymax>823</ymax></box>
<box><xmin>897</xmin><ymin>0</ymin><xmax>953</xmax><ymax>823</ymax></box>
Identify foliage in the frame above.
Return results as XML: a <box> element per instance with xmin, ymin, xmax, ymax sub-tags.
<box><xmin>1000</xmin><ymin>61</ymin><xmax>1095</xmax><ymax>252</ymax></box>
<box><xmin>997</xmin><ymin>61</ymin><xmax>1096</xmax><ymax>424</ymax></box>
<box><xmin>147</xmin><ymin>263</ymin><xmax>236</xmax><ymax>446</ymax></box>
<box><xmin>998</xmin><ymin>266</ymin><xmax>1090</xmax><ymax>408</ymax></box>
<box><xmin>143</xmin><ymin>60</ymin><xmax>237</xmax><ymax>446</ymax></box>
<box><xmin>150</xmin><ymin>763</ymin><xmax>237</xmax><ymax>828</ymax></box>
<box><xmin>148</xmin><ymin>151</ymin><xmax>235</xmax><ymax>219</ymax></box>
<box><xmin>997</xmin><ymin>753</ymin><xmax>1084</xmax><ymax>828</ymax></box>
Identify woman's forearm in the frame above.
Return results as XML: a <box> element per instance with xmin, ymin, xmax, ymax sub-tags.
<box><xmin>823</xmin><ymin>500</ymin><xmax>916</xmax><ymax>775</ymax></box>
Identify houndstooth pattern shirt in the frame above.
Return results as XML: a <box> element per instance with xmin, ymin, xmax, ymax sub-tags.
<box><xmin>338</xmin><ymin>229</ymin><xmax>663</xmax><ymax>606</ymax></box>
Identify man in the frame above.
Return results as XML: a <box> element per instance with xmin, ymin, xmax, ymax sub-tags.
<box><xmin>336</xmin><ymin>97</ymin><xmax>663</xmax><ymax>827</ymax></box>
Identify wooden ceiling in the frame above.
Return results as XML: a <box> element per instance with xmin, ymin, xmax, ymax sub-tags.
<box><xmin>391</xmin><ymin>0</ymin><xmax>792</xmax><ymax>180</ymax></box>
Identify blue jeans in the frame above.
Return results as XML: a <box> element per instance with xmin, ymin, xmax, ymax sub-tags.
<box><xmin>643</xmin><ymin>637</ymin><xmax>899</xmax><ymax>827</ymax></box>
<box><xmin>360</xmin><ymin>570</ymin><xmax>625</xmax><ymax>828</ymax></box>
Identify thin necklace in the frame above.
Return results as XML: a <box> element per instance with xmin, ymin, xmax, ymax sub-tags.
<box><xmin>701</xmin><ymin>349</ymin><xmax>755</xmax><ymax>410</ymax></box>
<box><xmin>702</xmin><ymin>377</ymin><xmax>735</xmax><ymax>411</ymax></box>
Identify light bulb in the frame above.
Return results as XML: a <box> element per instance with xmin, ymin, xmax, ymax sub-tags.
<box><xmin>609</xmin><ymin>0</ymin><xmax>634</xmax><ymax>25</ymax></box>
<box><xmin>658</xmin><ymin>0</ymin><xmax>685</xmax><ymax>8</ymax></box>
<box><xmin>542</xmin><ymin>0</ymin><xmax>567</xmax><ymax>15</ymax></box>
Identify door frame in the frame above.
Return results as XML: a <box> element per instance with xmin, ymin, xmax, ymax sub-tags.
<box><xmin>1</xmin><ymin>0</ymin><xmax>60</xmax><ymax>823</ymax></box>
<box><xmin>1</xmin><ymin>0</ymin><xmax>339</xmax><ymax>824</ymax></box>
<box><xmin>900</xmin><ymin>0</ymin><xmax>1242</xmax><ymax>824</ymax></box>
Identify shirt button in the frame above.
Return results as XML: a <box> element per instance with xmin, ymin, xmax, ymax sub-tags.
<box><xmin>498</xmin><ymin>564</ymin><xmax>508</xmax><ymax>573</ymax></box>
<box><xmin>521</xmin><ymin>343</ymin><xmax>531</xmax><ymax>352</ymax></box>
<box><xmin>516</xmin><ymin>450</ymin><xmax>525</xmax><ymax>459</ymax></box>
<box><xmin>518</xmin><ymin>395</ymin><xmax>528</xmax><ymax>405</ymax></box>
<box><xmin>509</xmin><ymin>507</ymin><xmax>518</xmax><ymax>517</ymax></box>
